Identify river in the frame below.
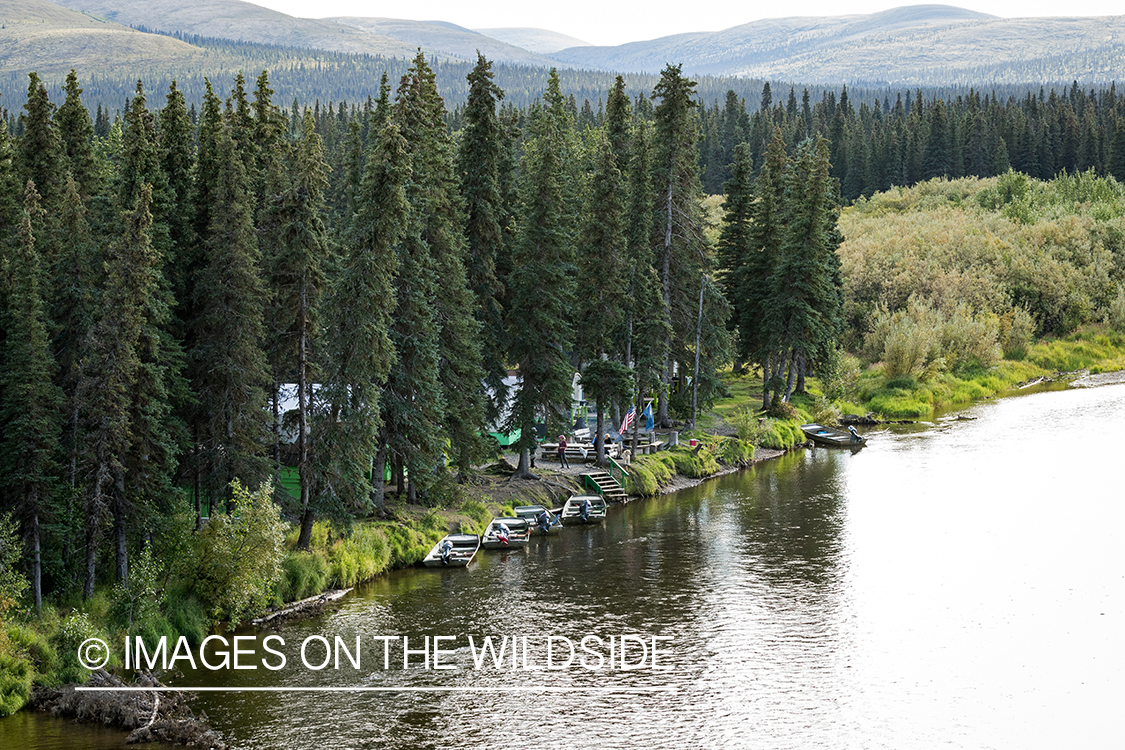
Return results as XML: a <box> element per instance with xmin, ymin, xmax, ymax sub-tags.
<box><xmin>4</xmin><ymin>381</ymin><xmax>1123</xmax><ymax>749</ymax></box>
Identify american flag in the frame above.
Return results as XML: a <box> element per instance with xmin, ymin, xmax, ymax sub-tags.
<box><xmin>619</xmin><ymin>405</ymin><xmax>636</xmax><ymax>434</ymax></box>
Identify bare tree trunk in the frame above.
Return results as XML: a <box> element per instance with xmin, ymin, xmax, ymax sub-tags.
<box><xmin>30</xmin><ymin>510</ymin><xmax>41</xmax><ymax>615</ymax></box>
<box><xmin>762</xmin><ymin>354</ymin><xmax>773</xmax><ymax>411</ymax></box>
<box><xmin>783</xmin><ymin>350</ymin><xmax>797</xmax><ymax>402</ymax></box>
<box><xmin>657</xmin><ymin>184</ymin><xmax>673</xmax><ymax>428</ymax></box>
<box><xmin>296</xmin><ymin>283</ymin><xmax>314</xmax><ymax>549</ymax></box>
<box><xmin>113</xmin><ymin>470</ymin><xmax>128</xmax><ymax>585</ymax></box>
<box><xmin>689</xmin><ymin>272</ymin><xmax>704</xmax><ymax>429</ymax></box>
<box><xmin>795</xmin><ymin>350</ymin><xmax>806</xmax><ymax>394</ymax></box>
<box><xmin>372</xmin><ymin>444</ymin><xmax>387</xmax><ymax>512</ymax></box>
<box><xmin>84</xmin><ymin>488</ymin><xmax>98</xmax><ymax>599</ymax></box>
<box><xmin>595</xmin><ymin>403</ymin><xmax>606</xmax><ymax>467</ymax></box>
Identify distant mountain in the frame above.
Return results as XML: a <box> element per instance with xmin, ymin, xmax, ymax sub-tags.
<box><xmin>473</xmin><ymin>27</ymin><xmax>592</xmax><ymax>55</ymax></box>
<box><xmin>1</xmin><ymin>0</ymin><xmax>202</xmax><ymax>74</ymax></box>
<box><xmin>548</xmin><ymin>5</ymin><xmax>1125</xmax><ymax>84</ymax></box>
<box><xmin>325</xmin><ymin>18</ymin><xmax>558</xmax><ymax>66</ymax></box>
<box><xmin>44</xmin><ymin>0</ymin><xmax>421</xmax><ymax>58</ymax></box>
<box><xmin>22</xmin><ymin>1</ymin><xmax>1125</xmax><ymax>87</ymax></box>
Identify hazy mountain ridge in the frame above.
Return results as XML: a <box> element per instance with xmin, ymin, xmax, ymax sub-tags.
<box><xmin>43</xmin><ymin>0</ymin><xmax>422</xmax><ymax>58</ymax></box>
<box><xmin>472</xmin><ymin>27</ymin><xmax>592</xmax><ymax>54</ymax></box>
<box><xmin>548</xmin><ymin>5</ymin><xmax>1125</xmax><ymax>84</ymax></box>
<box><xmin>15</xmin><ymin>1</ymin><xmax>1125</xmax><ymax>87</ymax></box>
<box><xmin>324</xmin><ymin>17</ymin><xmax>559</xmax><ymax>66</ymax></box>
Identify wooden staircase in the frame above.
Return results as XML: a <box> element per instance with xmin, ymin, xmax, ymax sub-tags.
<box><xmin>581</xmin><ymin>459</ymin><xmax>630</xmax><ymax>503</ymax></box>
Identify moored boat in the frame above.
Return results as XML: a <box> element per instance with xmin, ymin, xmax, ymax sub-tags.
<box><xmin>513</xmin><ymin>504</ymin><xmax>562</xmax><ymax>535</ymax></box>
<box><xmin>800</xmin><ymin>423</ymin><xmax>866</xmax><ymax>447</ymax></box>
<box><xmin>423</xmin><ymin>534</ymin><xmax>480</xmax><ymax>567</ymax></box>
<box><xmin>560</xmin><ymin>494</ymin><xmax>608</xmax><ymax>525</ymax></box>
<box><xmin>481</xmin><ymin>517</ymin><xmax>531</xmax><ymax>549</ymax></box>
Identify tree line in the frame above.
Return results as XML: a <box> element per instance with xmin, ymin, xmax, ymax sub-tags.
<box><xmin>0</xmin><ymin>56</ymin><xmax>777</xmax><ymax>615</ymax></box>
<box><xmin>697</xmin><ymin>81</ymin><xmax>1125</xmax><ymax>200</ymax></box>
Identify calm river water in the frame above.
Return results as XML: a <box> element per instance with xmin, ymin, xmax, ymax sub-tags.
<box><xmin>4</xmin><ymin>382</ymin><xmax>1123</xmax><ymax>749</ymax></box>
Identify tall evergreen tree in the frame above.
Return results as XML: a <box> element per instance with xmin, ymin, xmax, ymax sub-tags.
<box><xmin>79</xmin><ymin>184</ymin><xmax>167</xmax><ymax>593</ymax></box>
<box><xmin>650</xmin><ymin>64</ymin><xmax>708</xmax><ymax>426</ymax></box>
<box><xmin>263</xmin><ymin>112</ymin><xmax>331</xmax><ymax>548</ymax></box>
<box><xmin>457</xmin><ymin>53</ymin><xmax>509</xmax><ymax>426</ymax></box>
<box><xmin>54</xmin><ymin>70</ymin><xmax>100</xmax><ymax>201</ymax></box>
<box><xmin>766</xmin><ymin>136</ymin><xmax>843</xmax><ymax>402</ymax></box>
<box><xmin>16</xmin><ymin>73</ymin><xmax>64</xmax><ymax>209</ymax></box>
<box><xmin>188</xmin><ymin>126</ymin><xmax>271</xmax><ymax>514</ymax></box>
<box><xmin>505</xmin><ymin>69</ymin><xmax>580</xmax><ymax>478</ymax></box>
<box><xmin>321</xmin><ymin>120</ymin><xmax>408</xmax><ymax>513</ymax></box>
<box><xmin>576</xmin><ymin>131</ymin><xmax>630</xmax><ymax>465</ymax></box>
<box><xmin>1</xmin><ymin>183</ymin><xmax>63</xmax><ymax>612</ymax></box>
<box><xmin>159</xmin><ymin>80</ymin><xmax>196</xmax><ymax>315</ymax></box>
<box><xmin>716</xmin><ymin>142</ymin><xmax>754</xmax><ymax>368</ymax></box>
<box><xmin>398</xmin><ymin>52</ymin><xmax>488</xmax><ymax>485</ymax></box>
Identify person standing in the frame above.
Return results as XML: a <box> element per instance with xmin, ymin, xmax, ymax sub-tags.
<box><xmin>557</xmin><ymin>434</ymin><xmax>570</xmax><ymax>468</ymax></box>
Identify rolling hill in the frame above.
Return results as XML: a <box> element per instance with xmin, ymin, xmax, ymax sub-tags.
<box><xmin>42</xmin><ymin>0</ymin><xmax>421</xmax><ymax>57</ymax></box>
<box><xmin>473</xmin><ymin>27</ymin><xmax>592</xmax><ymax>55</ymax></box>
<box><xmin>0</xmin><ymin>0</ymin><xmax>203</xmax><ymax>75</ymax></box>
<box><xmin>547</xmin><ymin>5</ymin><xmax>1125</xmax><ymax>85</ymax></box>
<box><xmin>324</xmin><ymin>18</ymin><xmax>558</xmax><ymax>66</ymax></box>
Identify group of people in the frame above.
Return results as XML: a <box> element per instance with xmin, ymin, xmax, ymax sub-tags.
<box><xmin>555</xmin><ymin>432</ymin><xmax>623</xmax><ymax>469</ymax></box>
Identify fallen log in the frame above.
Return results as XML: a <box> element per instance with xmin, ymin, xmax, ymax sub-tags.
<box><xmin>251</xmin><ymin>588</ymin><xmax>352</xmax><ymax>627</ymax></box>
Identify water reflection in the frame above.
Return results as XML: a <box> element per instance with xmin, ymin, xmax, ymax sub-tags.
<box><xmin>8</xmin><ymin>383</ymin><xmax>1123</xmax><ymax>748</ymax></box>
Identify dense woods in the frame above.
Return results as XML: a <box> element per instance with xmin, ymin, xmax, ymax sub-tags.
<box><xmin>3</xmin><ymin>52</ymin><xmax>1125</xmax><ymax>685</ymax></box>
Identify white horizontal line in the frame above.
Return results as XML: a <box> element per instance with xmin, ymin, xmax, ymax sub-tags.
<box><xmin>76</xmin><ymin>686</ymin><xmax>676</xmax><ymax>693</ymax></box>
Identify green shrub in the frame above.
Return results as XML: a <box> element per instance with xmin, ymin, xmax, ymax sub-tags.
<box><xmin>1000</xmin><ymin>306</ymin><xmax>1036</xmax><ymax>359</ymax></box>
<box><xmin>50</xmin><ymin>611</ymin><xmax>101</xmax><ymax>685</ymax></box>
<box><xmin>727</xmin><ymin>407</ymin><xmax>759</xmax><ymax>441</ymax></box>
<box><xmin>190</xmin><ymin>481</ymin><xmax>286</xmax><ymax>623</ymax></box>
<box><xmin>716</xmin><ymin>438</ymin><xmax>755</xmax><ymax>465</ymax></box>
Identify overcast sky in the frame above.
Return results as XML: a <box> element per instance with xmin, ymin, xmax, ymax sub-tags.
<box><xmin>247</xmin><ymin>1</ymin><xmax>1124</xmax><ymax>46</ymax></box>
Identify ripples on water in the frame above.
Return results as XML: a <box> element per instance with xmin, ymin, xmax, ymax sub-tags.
<box><xmin>8</xmin><ymin>384</ymin><xmax>1123</xmax><ymax>749</ymax></box>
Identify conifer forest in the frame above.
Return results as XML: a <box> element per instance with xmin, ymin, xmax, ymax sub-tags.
<box><xmin>3</xmin><ymin>49</ymin><xmax>1125</xmax><ymax>626</ymax></box>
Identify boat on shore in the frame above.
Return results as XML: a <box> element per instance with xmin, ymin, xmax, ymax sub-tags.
<box><xmin>800</xmin><ymin>423</ymin><xmax>866</xmax><ymax>447</ymax></box>
<box><xmin>423</xmin><ymin>534</ymin><xmax>480</xmax><ymax>567</ymax></box>
<box><xmin>482</xmin><ymin>517</ymin><xmax>531</xmax><ymax>549</ymax></box>
<box><xmin>560</xmin><ymin>494</ymin><xmax>608</xmax><ymax>525</ymax></box>
<box><xmin>513</xmin><ymin>504</ymin><xmax>562</xmax><ymax>535</ymax></box>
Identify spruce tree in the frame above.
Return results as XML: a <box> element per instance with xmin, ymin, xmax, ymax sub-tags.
<box><xmin>79</xmin><ymin>184</ymin><xmax>166</xmax><ymax>593</ymax></box>
<box><xmin>321</xmin><ymin>120</ymin><xmax>407</xmax><ymax>513</ymax></box>
<box><xmin>1</xmin><ymin>182</ymin><xmax>64</xmax><ymax>613</ymax></box>
<box><xmin>505</xmin><ymin>69</ymin><xmax>580</xmax><ymax>478</ymax></box>
<box><xmin>458</xmin><ymin>53</ymin><xmax>510</xmax><ymax>426</ymax></box>
<box><xmin>189</xmin><ymin>126</ymin><xmax>271</xmax><ymax>514</ymax></box>
<box><xmin>576</xmin><ymin>130</ymin><xmax>629</xmax><ymax>465</ymax></box>
<box><xmin>159</xmin><ymin>80</ymin><xmax>196</xmax><ymax>316</ymax></box>
<box><xmin>262</xmin><ymin>112</ymin><xmax>331</xmax><ymax>548</ymax></box>
<box><xmin>744</xmin><ymin>128</ymin><xmax>789</xmax><ymax>408</ymax></box>
<box><xmin>52</xmin><ymin>176</ymin><xmax>98</xmax><ymax>491</ymax></box>
<box><xmin>55</xmin><ymin>70</ymin><xmax>101</xmax><ymax>201</ymax></box>
<box><xmin>716</xmin><ymin>142</ymin><xmax>754</xmax><ymax>369</ymax></box>
<box><xmin>766</xmin><ymin>136</ymin><xmax>843</xmax><ymax>402</ymax></box>
<box><xmin>16</xmin><ymin>73</ymin><xmax>64</xmax><ymax>209</ymax></box>
<box><xmin>650</xmin><ymin>64</ymin><xmax>708</xmax><ymax>426</ymax></box>
<box><xmin>385</xmin><ymin>52</ymin><xmax>486</xmax><ymax>494</ymax></box>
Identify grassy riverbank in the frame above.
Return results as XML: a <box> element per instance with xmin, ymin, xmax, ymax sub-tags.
<box><xmin>853</xmin><ymin>326</ymin><xmax>1125</xmax><ymax>418</ymax></box>
<box><xmin>12</xmin><ymin>321</ymin><xmax>1122</xmax><ymax>715</ymax></box>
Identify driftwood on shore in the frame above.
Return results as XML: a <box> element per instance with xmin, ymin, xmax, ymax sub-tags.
<box><xmin>31</xmin><ymin>669</ymin><xmax>229</xmax><ymax>748</ymax></box>
<box><xmin>251</xmin><ymin>588</ymin><xmax>352</xmax><ymax>627</ymax></box>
